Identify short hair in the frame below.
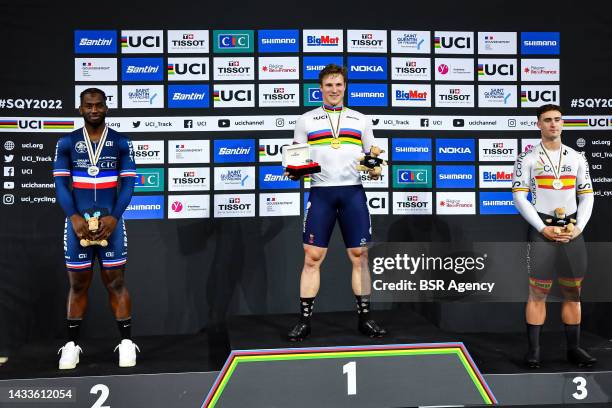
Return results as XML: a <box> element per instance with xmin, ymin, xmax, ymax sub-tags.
<box><xmin>318</xmin><ymin>64</ymin><xmax>347</xmax><ymax>85</ymax></box>
<box><xmin>79</xmin><ymin>88</ymin><xmax>107</xmax><ymax>103</ymax></box>
<box><xmin>536</xmin><ymin>104</ymin><xmax>563</xmax><ymax>120</ymax></box>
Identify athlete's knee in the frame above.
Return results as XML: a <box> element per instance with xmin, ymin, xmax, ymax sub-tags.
<box><xmin>560</xmin><ymin>287</ymin><xmax>581</xmax><ymax>302</ymax></box>
<box><xmin>69</xmin><ymin>272</ymin><xmax>92</xmax><ymax>294</ymax></box>
<box><xmin>103</xmin><ymin>272</ymin><xmax>126</xmax><ymax>293</ymax></box>
<box><xmin>528</xmin><ymin>287</ymin><xmax>549</xmax><ymax>303</ymax></box>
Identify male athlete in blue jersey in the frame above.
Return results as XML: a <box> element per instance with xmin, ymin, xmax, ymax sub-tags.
<box><xmin>286</xmin><ymin>65</ymin><xmax>387</xmax><ymax>341</ymax></box>
<box><xmin>54</xmin><ymin>88</ymin><xmax>138</xmax><ymax>369</ymax></box>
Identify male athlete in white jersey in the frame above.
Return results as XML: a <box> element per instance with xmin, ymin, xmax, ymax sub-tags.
<box><xmin>286</xmin><ymin>64</ymin><xmax>386</xmax><ymax>341</ymax></box>
<box><xmin>512</xmin><ymin>104</ymin><xmax>595</xmax><ymax>368</ymax></box>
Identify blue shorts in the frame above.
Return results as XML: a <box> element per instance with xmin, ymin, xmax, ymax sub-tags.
<box><xmin>303</xmin><ymin>185</ymin><xmax>371</xmax><ymax>248</ymax></box>
<box><xmin>64</xmin><ymin>217</ymin><xmax>128</xmax><ymax>272</ymax></box>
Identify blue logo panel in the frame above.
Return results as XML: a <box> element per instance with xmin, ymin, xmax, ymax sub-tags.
<box><xmin>258</xmin><ymin>30</ymin><xmax>299</xmax><ymax>53</ymax></box>
<box><xmin>392</xmin><ymin>138</ymin><xmax>432</xmax><ymax>161</ymax></box>
<box><xmin>521</xmin><ymin>32</ymin><xmax>560</xmax><ymax>55</ymax></box>
<box><xmin>480</xmin><ymin>192</ymin><xmax>518</xmax><ymax>214</ymax></box>
<box><xmin>74</xmin><ymin>30</ymin><xmax>117</xmax><ymax>54</ymax></box>
<box><xmin>167</xmin><ymin>85</ymin><xmax>209</xmax><ymax>108</ymax></box>
<box><xmin>347</xmin><ymin>56</ymin><xmax>388</xmax><ymax>80</ymax></box>
<box><xmin>121</xmin><ymin>58</ymin><xmax>163</xmax><ymax>81</ymax></box>
<box><xmin>436</xmin><ymin>139</ymin><xmax>475</xmax><ymax>162</ymax></box>
<box><xmin>348</xmin><ymin>83</ymin><xmax>388</xmax><ymax>107</ymax></box>
<box><xmin>123</xmin><ymin>195</ymin><xmax>164</xmax><ymax>219</ymax></box>
<box><xmin>214</xmin><ymin>139</ymin><xmax>255</xmax><ymax>163</ymax></box>
<box><xmin>259</xmin><ymin>166</ymin><xmax>300</xmax><ymax>189</ymax></box>
<box><xmin>303</xmin><ymin>56</ymin><xmax>344</xmax><ymax>79</ymax></box>
<box><xmin>436</xmin><ymin>165</ymin><xmax>475</xmax><ymax>188</ymax></box>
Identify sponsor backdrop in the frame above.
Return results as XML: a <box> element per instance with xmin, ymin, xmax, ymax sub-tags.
<box><xmin>1</xmin><ymin>1</ymin><xmax>612</xmax><ymax>348</ymax></box>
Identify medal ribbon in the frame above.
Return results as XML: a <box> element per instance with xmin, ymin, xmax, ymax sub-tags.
<box><xmin>324</xmin><ymin>106</ymin><xmax>343</xmax><ymax>140</ymax></box>
<box><xmin>82</xmin><ymin>125</ymin><xmax>108</xmax><ymax>170</ymax></box>
<box><xmin>539</xmin><ymin>142</ymin><xmax>563</xmax><ymax>181</ymax></box>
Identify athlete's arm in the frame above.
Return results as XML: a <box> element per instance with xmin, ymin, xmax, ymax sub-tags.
<box><xmin>110</xmin><ymin>138</ymin><xmax>136</xmax><ymax>220</ymax></box>
<box><xmin>575</xmin><ymin>154</ymin><xmax>594</xmax><ymax>233</ymax></box>
<box><xmin>53</xmin><ymin>137</ymin><xmax>78</xmax><ymax>217</ymax></box>
<box><xmin>284</xmin><ymin>116</ymin><xmax>307</xmax><ymax>180</ymax></box>
<box><xmin>512</xmin><ymin>151</ymin><xmax>547</xmax><ymax>232</ymax></box>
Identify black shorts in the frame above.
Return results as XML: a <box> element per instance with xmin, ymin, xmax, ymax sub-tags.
<box><xmin>527</xmin><ymin>213</ymin><xmax>586</xmax><ymax>291</ymax></box>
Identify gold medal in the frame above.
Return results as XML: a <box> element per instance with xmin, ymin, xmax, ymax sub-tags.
<box><xmin>552</xmin><ymin>178</ymin><xmax>564</xmax><ymax>190</ymax></box>
<box><xmin>330</xmin><ymin>139</ymin><xmax>341</xmax><ymax>149</ymax></box>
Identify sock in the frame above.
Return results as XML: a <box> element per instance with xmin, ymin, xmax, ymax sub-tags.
<box><xmin>355</xmin><ymin>295</ymin><xmax>371</xmax><ymax>322</ymax></box>
<box><xmin>299</xmin><ymin>297</ymin><xmax>315</xmax><ymax>323</ymax></box>
<box><xmin>565</xmin><ymin>324</ymin><xmax>580</xmax><ymax>350</ymax></box>
<box><xmin>117</xmin><ymin>318</ymin><xmax>132</xmax><ymax>340</ymax></box>
<box><xmin>67</xmin><ymin>318</ymin><xmax>82</xmax><ymax>343</ymax></box>
<box><xmin>526</xmin><ymin>323</ymin><xmax>542</xmax><ymax>351</ymax></box>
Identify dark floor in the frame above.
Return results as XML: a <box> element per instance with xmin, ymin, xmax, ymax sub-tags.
<box><xmin>1</xmin><ymin>309</ymin><xmax>611</xmax><ymax>380</ymax></box>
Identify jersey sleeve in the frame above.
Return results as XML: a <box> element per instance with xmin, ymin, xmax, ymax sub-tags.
<box><xmin>575</xmin><ymin>153</ymin><xmax>594</xmax><ymax>231</ymax></box>
<box><xmin>293</xmin><ymin>115</ymin><xmax>307</xmax><ymax>144</ymax></box>
<box><xmin>361</xmin><ymin>115</ymin><xmax>376</xmax><ymax>154</ymax></box>
<box><xmin>53</xmin><ymin>136</ymin><xmax>78</xmax><ymax>217</ymax></box>
<box><xmin>512</xmin><ymin>151</ymin><xmax>546</xmax><ymax>231</ymax></box>
<box><xmin>111</xmin><ymin>137</ymin><xmax>136</xmax><ymax>219</ymax></box>
<box><xmin>511</xmin><ymin>150</ymin><xmax>531</xmax><ymax>194</ymax></box>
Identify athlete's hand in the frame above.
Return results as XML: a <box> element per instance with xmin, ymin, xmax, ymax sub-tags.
<box><xmin>569</xmin><ymin>226</ymin><xmax>582</xmax><ymax>240</ymax></box>
<box><xmin>284</xmin><ymin>170</ymin><xmax>300</xmax><ymax>181</ymax></box>
<box><xmin>94</xmin><ymin>216</ymin><xmax>118</xmax><ymax>241</ymax></box>
<box><xmin>70</xmin><ymin>214</ymin><xmax>91</xmax><ymax>240</ymax></box>
<box><xmin>541</xmin><ymin>226</ymin><xmax>572</xmax><ymax>243</ymax></box>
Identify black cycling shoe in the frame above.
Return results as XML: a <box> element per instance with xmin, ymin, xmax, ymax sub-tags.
<box><xmin>524</xmin><ymin>348</ymin><xmax>541</xmax><ymax>369</ymax></box>
<box><xmin>567</xmin><ymin>347</ymin><xmax>597</xmax><ymax>368</ymax></box>
<box><xmin>287</xmin><ymin>322</ymin><xmax>311</xmax><ymax>342</ymax></box>
<box><xmin>358</xmin><ymin>319</ymin><xmax>387</xmax><ymax>338</ymax></box>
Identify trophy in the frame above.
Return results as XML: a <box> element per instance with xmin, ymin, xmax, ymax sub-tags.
<box><xmin>80</xmin><ymin>210</ymin><xmax>108</xmax><ymax>247</ymax></box>
<box><xmin>545</xmin><ymin>207</ymin><xmax>576</xmax><ymax>234</ymax></box>
<box><xmin>282</xmin><ymin>143</ymin><xmax>321</xmax><ymax>178</ymax></box>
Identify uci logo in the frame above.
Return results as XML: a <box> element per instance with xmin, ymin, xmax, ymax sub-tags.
<box><xmin>173</xmin><ymin>63</ymin><xmax>206</xmax><ymax>75</ymax></box>
<box><xmin>438</xmin><ymin>36</ymin><xmax>471</xmax><ymax>49</ymax></box>
<box><xmin>126</xmin><ymin>35</ymin><xmax>160</xmax><ymax>48</ymax></box>
<box><xmin>368</xmin><ymin>197</ymin><xmax>386</xmax><ymax>209</ymax></box>
<box><xmin>482</xmin><ymin>63</ymin><xmax>514</xmax><ymax>76</ymax></box>
<box><xmin>218</xmin><ymin>90</ymin><xmax>252</xmax><ymax>102</ymax></box>
<box><xmin>18</xmin><ymin>120</ymin><xmax>42</xmax><ymax>129</ymax></box>
<box><xmin>525</xmin><ymin>90</ymin><xmax>557</xmax><ymax>102</ymax></box>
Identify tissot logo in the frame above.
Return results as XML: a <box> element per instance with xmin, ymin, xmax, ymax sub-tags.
<box><xmin>258</xmin><ymin>29</ymin><xmax>299</xmax><ymax>53</ymax></box>
<box><xmin>392</xmin><ymin>192</ymin><xmax>432</xmax><ymax>215</ymax></box>
<box><xmin>167</xmin><ymin>58</ymin><xmax>209</xmax><ymax>81</ymax></box>
<box><xmin>213</xmin><ymin>30</ymin><xmax>254</xmax><ymax>53</ymax></box>
<box><xmin>303</xmin><ymin>30</ymin><xmax>343</xmax><ymax>52</ymax></box>
<box><xmin>167</xmin><ymin>30</ymin><xmax>209</xmax><ymax>53</ymax></box>
<box><xmin>213</xmin><ymin>84</ymin><xmax>255</xmax><ymax>108</ymax></box>
<box><xmin>259</xmin><ymin>84</ymin><xmax>299</xmax><ymax>107</ymax></box>
<box><xmin>168</xmin><ymin>167</ymin><xmax>210</xmax><ymax>191</ymax></box>
<box><xmin>74</xmin><ymin>30</ymin><xmax>116</xmax><ymax>54</ymax></box>
<box><xmin>391</xmin><ymin>57</ymin><xmax>430</xmax><ymax>80</ymax></box>
<box><xmin>214</xmin><ymin>194</ymin><xmax>255</xmax><ymax>218</ymax></box>
<box><xmin>121</xmin><ymin>30</ymin><xmax>163</xmax><ymax>53</ymax></box>
<box><xmin>213</xmin><ymin>57</ymin><xmax>255</xmax><ymax>80</ymax></box>
<box><xmin>435</xmin><ymin>85</ymin><xmax>474</xmax><ymax>107</ymax></box>
<box><xmin>520</xmin><ymin>85</ymin><xmax>560</xmax><ymax>107</ymax></box>
<box><xmin>479</xmin><ymin>139</ymin><xmax>517</xmax><ymax>161</ymax></box>
<box><xmin>434</xmin><ymin>32</ymin><xmax>474</xmax><ymax>54</ymax></box>
<box><xmin>133</xmin><ymin>141</ymin><xmax>164</xmax><ymax>164</ymax></box>
<box><xmin>121</xmin><ymin>58</ymin><xmax>163</xmax><ymax>81</ymax></box>
<box><xmin>347</xmin><ymin>56</ymin><xmax>387</xmax><ymax>80</ymax></box>
<box><xmin>347</xmin><ymin>30</ymin><xmax>387</xmax><ymax>52</ymax></box>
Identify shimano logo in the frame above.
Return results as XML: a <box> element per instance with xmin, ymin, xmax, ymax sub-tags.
<box><xmin>351</xmin><ymin>92</ymin><xmax>385</xmax><ymax>98</ymax></box>
<box><xmin>524</xmin><ymin>40</ymin><xmax>557</xmax><ymax>46</ymax></box>
<box><xmin>396</xmin><ymin>147</ymin><xmax>428</xmax><ymax>153</ymax></box>
<box><xmin>127</xmin><ymin>204</ymin><xmax>161</xmax><ymax>211</ymax></box>
<box><xmin>440</xmin><ymin>174</ymin><xmax>472</xmax><ymax>180</ymax></box>
<box><xmin>483</xmin><ymin>200</ymin><xmax>513</xmax><ymax>206</ymax></box>
<box><xmin>262</xmin><ymin>38</ymin><xmax>296</xmax><ymax>44</ymax></box>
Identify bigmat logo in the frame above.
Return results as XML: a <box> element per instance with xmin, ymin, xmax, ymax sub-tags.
<box><xmin>259</xmin><ymin>165</ymin><xmax>300</xmax><ymax>189</ymax></box>
<box><xmin>258</xmin><ymin>138</ymin><xmax>292</xmax><ymax>162</ymax></box>
<box><xmin>434</xmin><ymin>31</ymin><xmax>474</xmax><ymax>54</ymax></box>
<box><xmin>259</xmin><ymin>193</ymin><xmax>300</xmax><ymax>217</ymax></box>
<box><xmin>303</xmin><ymin>56</ymin><xmax>343</xmax><ymax>80</ymax></box>
<box><xmin>214</xmin><ymin>167</ymin><xmax>255</xmax><ymax>190</ymax></box>
<box><xmin>259</xmin><ymin>56</ymin><xmax>300</xmax><ymax>80</ymax></box>
<box><xmin>391</xmin><ymin>57</ymin><xmax>430</xmax><ymax>81</ymax></box>
<box><xmin>213</xmin><ymin>57</ymin><xmax>255</xmax><ymax>81</ymax></box>
<box><xmin>121</xmin><ymin>30</ymin><xmax>163</xmax><ymax>53</ymax></box>
<box><xmin>478</xmin><ymin>32</ymin><xmax>517</xmax><ymax>54</ymax></box>
<box><xmin>436</xmin><ymin>165</ymin><xmax>475</xmax><ymax>188</ymax></box>
<box><xmin>347</xmin><ymin>30</ymin><xmax>387</xmax><ymax>53</ymax></box>
<box><xmin>520</xmin><ymin>85</ymin><xmax>560</xmax><ymax>107</ymax></box>
<box><xmin>167</xmin><ymin>85</ymin><xmax>209</xmax><ymax>108</ymax></box>
<box><xmin>259</xmin><ymin>84</ymin><xmax>299</xmax><ymax>107</ymax></box>
<box><xmin>479</xmin><ymin>165</ymin><xmax>514</xmax><ymax>188</ymax></box>
<box><xmin>133</xmin><ymin>140</ymin><xmax>164</xmax><ymax>164</ymax></box>
<box><xmin>74</xmin><ymin>85</ymin><xmax>117</xmax><ymax>109</ymax></box>
<box><xmin>213</xmin><ymin>84</ymin><xmax>255</xmax><ymax>108</ymax></box>
<box><xmin>521</xmin><ymin>59</ymin><xmax>560</xmax><ymax>81</ymax></box>
<box><xmin>391</xmin><ymin>31</ymin><xmax>430</xmax><ymax>54</ymax></box>
<box><xmin>521</xmin><ymin>32</ymin><xmax>560</xmax><ymax>55</ymax></box>
<box><xmin>365</xmin><ymin>191</ymin><xmax>389</xmax><ymax>215</ymax></box>
<box><xmin>436</xmin><ymin>139</ymin><xmax>475</xmax><ymax>162</ymax></box>
<box><xmin>477</xmin><ymin>59</ymin><xmax>517</xmax><ymax>81</ymax></box>
<box><xmin>213</xmin><ymin>30</ymin><xmax>254</xmax><ymax>53</ymax></box>
<box><xmin>74</xmin><ymin>30</ymin><xmax>116</xmax><ymax>54</ymax></box>
<box><xmin>167</xmin><ymin>57</ymin><xmax>209</xmax><ymax>81</ymax></box>
<box><xmin>393</xmin><ymin>191</ymin><xmax>432</xmax><ymax>215</ymax></box>
<box><xmin>348</xmin><ymin>56</ymin><xmax>387</xmax><ymax>80</ymax></box>
<box><xmin>258</xmin><ymin>30</ymin><xmax>299</xmax><ymax>53</ymax></box>
<box><xmin>134</xmin><ymin>168</ymin><xmax>165</xmax><ymax>192</ymax></box>
<box><xmin>168</xmin><ymin>167</ymin><xmax>210</xmax><ymax>191</ymax></box>
<box><xmin>124</xmin><ymin>195</ymin><xmax>164</xmax><ymax>219</ymax></box>
<box><xmin>479</xmin><ymin>192</ymin><xmax>517</xmax><ymax>215</ymax></box>
<box><xmin>437</xmin><ymin>192</ymin><xmax>476</xmax><ymax>215</ymax></box>
<box><xmin>74</xmin><ymin>58</ymin><xmax>117</xmax><ymax>82</ymax></box>
<box><xmin>348</xmin><ymin>84</ymin><xmax>388</xmax><ymax>107</ymax></box>
<box><xmin>479</xmin><ymin>139</ymin><xmax>517</xmax><ymax>161</ymax></box>
<box><xmin>392</xmin><ymin>138</ymin><xmax>432</xmax><ymax>161</ymax></box>
<box><xmin>214</xmin><ymin>139</ymin><xmax>255</xmax><ymax>163</ymax></box>
<box><xmin>478</xmin><ymin>85</ymin><xmax>517</xmax><ymax>108</ymax></box>
<box><xmin>121</xmin><ymin>85</ymin><xmax>164</xmax><ymax>108</ymax></box>
<box><xmin>434</xmin><ymin>58</ymin><xmax>474</xmax><ymax>81</ymax></box>
<box><xmin>169</xmin><ymin>140</ymin><xmax>210</xmax><ymax>164</ymax></box>
<box><xmin>167</xmin><ymin>30</ymin><xmax>209</xmax><ymax>53</ymax></box>
<box><xmin>392</xmin><ymin>165</ymin><xmax>432</xmax><ymax>188</ymax></box>
<box><xmin>303</xmin><ymin>29</ymin><xmax>343</xmax><ymax>53</ymax></box>
<box><xmin>168</xmin><ymin>194</ymin><xmax>210</xmax><ymax>219</ymax></box>
<box><xmin>392</xmin><ymin>84</ymin><xmax>431</xmax><ymax>107</ymax></box>
<box><xmin>214</xmin><ymin>194</ymin><xmax>255</xmax><ymax>218</ymax></box>
<box><xmin>121</xmin><ymin>58</ymin><xmax>163</xmax><ymax>81</ymax></box>
<box><xmin>435</xmin><ymin>85</ymin><xmax>474</xmax><ymax>107</ymax></box>
<box><xmin>303</xmin><ymin>83</ymin><xmax>323</xmax><ymax>106</ymax></box>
